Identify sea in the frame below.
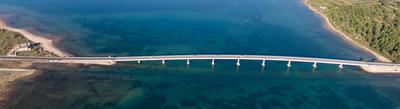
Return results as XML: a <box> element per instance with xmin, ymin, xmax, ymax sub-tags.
<box><xmin>0</xmin><ymin>0</ymin><xmax>400</xmax><ymax>109</ymax></box>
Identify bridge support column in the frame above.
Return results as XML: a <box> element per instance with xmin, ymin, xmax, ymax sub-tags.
<box><xmin>339</xmin><ymin>64</ymin><xmax>343</xmax><ymax>69</ymax></box>
<box><xmin>211</xmin><ymin>59</ymin><xmax>215</xmax><ymax>66</ymax></box>
<box><xmin>137</xmin><ymin>60</ymin><xmax>141</xmax><ymax>64</ymax></box>
<box><xmin>186</xmin><ymin>59</ymin><xmax>190</xmax><ymax>65</ymax></box>
<box><xmin>236</xmin><ymin>59</ymin><xmax>241</xmax><ymax>66</ymax></box>
<box><xmin>162</xmin><ymin>60</ymin><xmax>166</xmax><ymax>64</ymax></box>
<box><xmin>261</xmin><ymin>59</ymin><xmax>266</xmax><ymax>67</ymax></box>
<box><xmin>313</xmin><ymin>62</ymin><xmax>317</xmax><ymax>68</ymax></box>
<box><xmin>287</xmin><ymin>60</ymin><xmax>291</xmax><ymax>67</ymax></box>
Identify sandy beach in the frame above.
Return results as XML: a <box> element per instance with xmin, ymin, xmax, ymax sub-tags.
<box><xmin>302</xmin><ymin>0</ymin><xmax>392</xmax><ymax>63</ymax></box>
<box><xmin>0</xmin><ymin>18</ymin><xmax>71</xmax><ymax>57</ymax></box>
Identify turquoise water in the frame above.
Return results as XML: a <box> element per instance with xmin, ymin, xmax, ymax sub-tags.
<box><xmin>1</xmin><ymin>0</ymin><xmax>400</xmax><ymax>109</ymax></box>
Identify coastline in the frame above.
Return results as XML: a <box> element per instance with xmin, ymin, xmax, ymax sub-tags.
<box><xmin>302</xmin><ymin>0</ymin><xmax>392</xmax><ymax>63</ymax></box>
<box><xmin>0</xmin><ymin>69</ymin><xmax>36</xmax><ymax>106</ymax></box>
<box><xmin>0</xmin><ymin>17</ymin><xmax>71</xmax><ymax>105</ymax></box>
<box><xmin>0</xmin><ymin>18</ymin><xmax>71</xmax><ymax>57</ymax></box>
<box><xmin>0</xmin><ymin>1</ymin><xmax>391</xmax><ymax>63</ymax></box>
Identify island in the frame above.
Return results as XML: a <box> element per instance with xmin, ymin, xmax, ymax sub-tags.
<box><xmin>305</xmin><ymin>0</ymin><xmax>400</xmax><ymax>63</ymax></box>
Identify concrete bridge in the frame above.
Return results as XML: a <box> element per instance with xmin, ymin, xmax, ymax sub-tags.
<box><xmin>0</xmin><ymin>55</ymin><xmax>399</xmax><ymax>73</ymax></box>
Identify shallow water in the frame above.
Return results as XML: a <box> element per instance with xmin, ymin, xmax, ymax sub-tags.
<box><xmin>1</xmin><ymin>0</ymin><xmax>399</xmax><ymax>109</ymax></box>
<box><xmin>0</xmin><ymin>0</ymin><xmax>372</xmax><ymax>58</ymax></box>
<box><xmin>5</xmin><ymin>63</ymin><xmax>400</xmax><ymax>109</ymax></box>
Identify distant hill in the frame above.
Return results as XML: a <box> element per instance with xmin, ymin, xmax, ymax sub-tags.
<box><xmin>307</xmin><ymin>0</ymin><xmax>400</xmax><ymax>62</ymax></box>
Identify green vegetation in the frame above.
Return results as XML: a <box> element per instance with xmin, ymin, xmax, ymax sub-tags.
<box><xmin>0</xmin><ymin>28</ymin><xmax>54</xmax><ymax>57</ymax></box>
<box><xmin>307</xmin><ymin>0</ymin><xmax>400</xmax><ymax>62</ymax></box>
<box><xmin>16</xmin><ymin>47</ymin><xmax>56</xmax><ymax>57</ymax></box>
<box><xmin>0</xmin><ymin>29</ymin><xmax>30</xmax><ymax>55</ymax></box>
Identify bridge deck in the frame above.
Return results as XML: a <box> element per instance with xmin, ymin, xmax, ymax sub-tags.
<box><xmin>116</xmin><ymin>55</ymin><xmax>398</xmax><ymax>66</ymax></box>
<box><xmin>0</xmin><ymin>55</ymin><xmax>398</xmax><ymax>67</ymax></box>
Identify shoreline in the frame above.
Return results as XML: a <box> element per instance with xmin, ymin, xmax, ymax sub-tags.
<box><xmin>0</xmin><ymin>1</ymin><xmax>391</xmax><ymax>62</ymax></box>
<box><xmin>0</xmin><ymin>69</ymin><xmax>36</xmax><ymax>106</ymax></box>
<box><xmin>0</xmin><ymin>18</ymin><xmax>71</xmax><ymax>57</ymax></box>
<box><xmin>302</xmin><ymin>0</ymin><xmax>392</xmax><ymax>63</ymax></box>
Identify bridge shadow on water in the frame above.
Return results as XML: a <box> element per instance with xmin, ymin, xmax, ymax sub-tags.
<box><xmin>3</xmin><ymin>61</ymin><xmax>400</xmax><ymax>109</ymax></box>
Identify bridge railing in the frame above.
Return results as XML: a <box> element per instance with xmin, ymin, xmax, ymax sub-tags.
<box><xmin>1</xmin><ymin>55</ymin><xmax>399</xmax><ymax>68</ymax></box>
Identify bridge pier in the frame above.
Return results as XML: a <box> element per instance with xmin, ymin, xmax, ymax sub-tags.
<box><xmin>339</xmin><ymin>64</ymin><xmax>343</xmax><ymax>69</ymax></box>
<box><xmin>186</xmin><ymin>59</ymin><xmax>190</xmax><ymax>65</ymax></box>
<box><xmin>313</xmin><ymin>62</ymin><xmax>317</xmax><ymax>68</ymax></box>
<box><xmin>5</xmin><ymin>55</ymin><xmax>400</xmax><ymax>73</ymax></box>
<box><xmin>261</xmin><ymin>59</ymin><xmax>266</xmax><ymax>67</ymax></box>
<box><xmin>287</xmin><ymin>60</ymin><xmax>291</xmax><ymax>67</ymax></box>
<box><xmin>236</xmin><ymin>59</ymin><xmax>240</xmax><ymax>66</ymax></box>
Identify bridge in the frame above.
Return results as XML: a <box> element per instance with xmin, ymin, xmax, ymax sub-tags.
<box><xmin>1</xmin><ymin>55</ymin><xmax>399</xmax><ymax>73</ymax></box>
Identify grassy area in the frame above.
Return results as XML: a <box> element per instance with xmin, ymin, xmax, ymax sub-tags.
<box><xmin>307</xmin><ymin>0</ymin><xmax>400</xmax><ymax>62</ymax></box>
<box><xmin>0</xmin><ymin>28</ymin><xmax>56</xmax><ymax>69</ymax></box>
<box><xmin>0</xmin><ymin>28</ymin><xmax>55</xmax><ymax>57</ymax></box>
<box><xmin>16</xmin><ymin>47</ymin><xmax>56</xmax><ymax>57</ymax></box>
<box><xmin>0</xmin><ymin>29</ymin><xmax>30</xmax><ymax>55</ymax></box>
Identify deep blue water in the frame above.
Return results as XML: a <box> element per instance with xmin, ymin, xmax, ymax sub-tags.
<box><xmin>1</xmin><ymin>0</ymin><xmax>400</xmax><ymax>109</ymax></box>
